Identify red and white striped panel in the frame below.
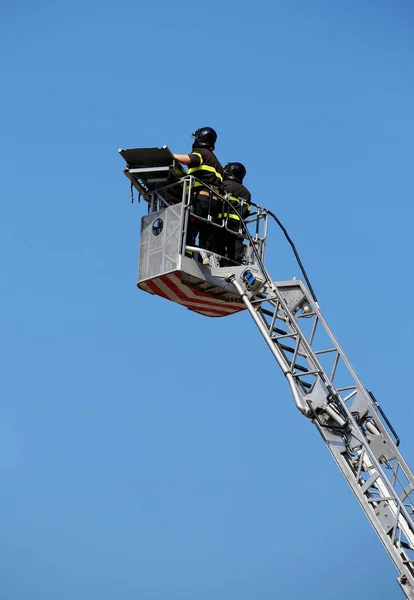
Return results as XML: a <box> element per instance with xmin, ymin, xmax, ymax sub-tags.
<box><xmin>140</xmin><ymin>272</ymin><xmax>245</xmax><ymax>317</ymax></box>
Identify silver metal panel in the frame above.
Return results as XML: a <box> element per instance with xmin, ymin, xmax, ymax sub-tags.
<box><xmin>138</xmin><ymin>204</ymin><xmax>181</xmax><ymax>283</ymax></box>
<box><xmin>376</xmin><ymin>501</ymin><xmax>398</xmax><ymax>534</ymax></box>
<box><xmin>137</xmin><ymin>206</ymin><xmax>244</xmax><ymax>307</ymax></box>
<box><xmin>366</xmin><ymin>433</ymin><xmax>397</xmax><ymax>463</ymax></box>
<box><xmin>277</xmin><ymin>284</ymin><xmax>307</xmax><ymax>312</ymax></box>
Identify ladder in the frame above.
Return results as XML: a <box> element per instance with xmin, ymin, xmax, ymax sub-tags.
<box><xmin>221</xmin><ymin>269</ymin><xmax>414</xmax><ymax>598</ymax></box>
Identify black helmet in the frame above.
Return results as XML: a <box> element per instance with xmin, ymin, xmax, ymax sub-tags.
<box><xmin>223</xmin><ymin>162</ymin><xmax>247</xmax><ymax>184</ymax></box>
<box><xmin>192</xmin><ymin>127</ymin><xmax>217</xmax><ymax>150</ymax></box>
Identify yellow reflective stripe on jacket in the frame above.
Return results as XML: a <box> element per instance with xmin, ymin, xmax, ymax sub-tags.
<box><xmin>192</xmin><ymin>152</ymin><xmax>203</xmax><ymax>165</ymax></box>
<box><xmin>228</xmin><ymin>195</ymin><xmax>251</xmax><ymax>212</ymax></box>
<box><xmin>188</xmin><ymin>164</ymin><xmax>223</xmax><ymax>181</ymax></box>
<box><xmin>217</xmin><ymin>213</ymin><xmax>241</xmax><ymax>221</ymax></box>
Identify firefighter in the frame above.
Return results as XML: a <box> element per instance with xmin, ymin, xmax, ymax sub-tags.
<box><xmin>220</xmin><ymin>162</ymin><xmax>251</xmax><ymax>264</ymax></box>
<box><xmin>173</xmin><ymin>127</ymin><xmax>224</xmax><ymax>259</ymax></box>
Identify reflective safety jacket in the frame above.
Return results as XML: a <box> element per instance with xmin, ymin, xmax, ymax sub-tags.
<box><xmin>221</xmin><ymin>179</ymin><xmax>252</xmax><ymax>221</ymax></box>
<box><xmin>188</xmin><ymin>148</ymin><xmax>224</xmax><ymax>192</ymax></box>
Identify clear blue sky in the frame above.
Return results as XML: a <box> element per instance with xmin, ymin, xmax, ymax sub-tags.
<box><xmin>1</xmin><ymin>1</ymin><xmax>413</xmax><ymax>598</ymax></box>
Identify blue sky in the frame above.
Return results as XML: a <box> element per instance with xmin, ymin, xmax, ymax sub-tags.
<box><xmin>1</xmin><ymin>1</ymin><xmax>414</xmax><ymax>598</ymax></box>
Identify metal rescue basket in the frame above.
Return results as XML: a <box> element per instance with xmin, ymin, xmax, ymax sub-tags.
<box><xmin>119</xmin><ymin>146</ymin><xmax>268</xmax><ymax>317</ymax></box>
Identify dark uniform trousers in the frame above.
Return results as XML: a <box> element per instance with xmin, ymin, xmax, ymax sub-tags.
<box><xmin>186</xmin><ymin>148</ymin><xmax>224</xmax><ymax>257</ymax></box>
<box><xmin>219</xmin><ymin>179</ymin><xmax>252</xmax><ymax>264</ymax></box>
<box><xmin>219</xmin><ymin>202</ymin><xmax>250</xmax><ymax>264</ymax></box>
<box><xmin>188</xmin><ymin>189</ymin><xmax>223</xmax><ymax>254</ymax></box>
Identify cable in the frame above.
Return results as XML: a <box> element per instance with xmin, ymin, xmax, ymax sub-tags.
<box><xmin>265</xmin><ymin>209</ymin><xmax>318</xmax><ymax>303</ymax></box>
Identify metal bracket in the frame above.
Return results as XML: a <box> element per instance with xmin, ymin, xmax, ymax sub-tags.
<box><xmin>366</xmin><ymin>432</ymin><xmax>397</xmax><ymax>463</ymax></box>
<box><xmin>375</xmin><ymin>501</ymin><xmax>397</xmax><ymax>534</ymax></box>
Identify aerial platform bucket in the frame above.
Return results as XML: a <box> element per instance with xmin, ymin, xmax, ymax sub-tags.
<box><xmin>120</xmin><ymin>146</ymin><xmax>267</xmax><ymax>318</ymax></box>
<box><xmin>138</xmin><ymin>202</ymin><xmax>245</xmax><ymax>317</ymax></box>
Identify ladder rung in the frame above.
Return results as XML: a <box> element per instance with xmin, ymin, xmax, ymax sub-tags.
<box><xmin>272</xmin><ymin>332</ymin><xmax>298</xmax><ymax>340</ymax></box>
<box><xmin>273</xmin><ymin>342</ymin><xmax>309</xmax><ymax>372</ymax></box>
<box><xmin>361</xmin><ymin>473</ymin><xmax>380</xmax><ymax>494</ymax></box>
<box><xmin>260</xmin><ymin>308</ymin><xmax>287</xmax><ymax>336</ymax></box>
<box><xmin>279</xmin><ymin>343</ymin><xmax>307</xmax><ymax>359</ymax></box>
<box><xmin>292</xmin><ymin>362</ymin><xmax>309</xmax><ymax>373</ymax></box>
<box><xmin>294</xmin><ymin>370</ymin><xmax>319</xmax><ymax>378</ymax></box>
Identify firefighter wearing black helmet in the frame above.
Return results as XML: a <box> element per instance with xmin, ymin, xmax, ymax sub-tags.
<box><xmin>220</xmin><ymin>162</ymin><xmax>251</xmax><ymax>264</ymax></box>
<box><xmin>173</xmin><ymin>127</ymin><xmax>224</xmax><ymax>257</ymax></box>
